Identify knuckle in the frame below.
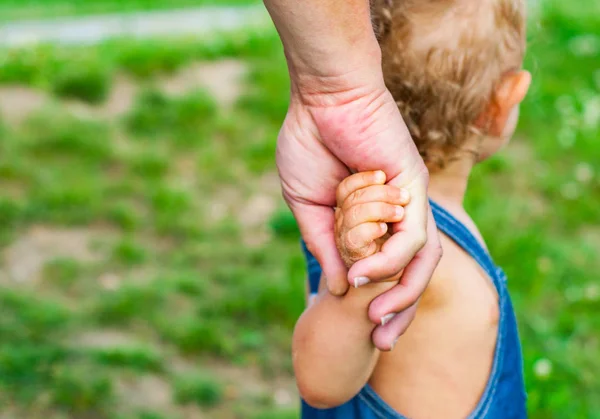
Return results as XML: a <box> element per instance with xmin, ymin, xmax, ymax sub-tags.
<box><xmin>351</xmin><ymin>188</ymin><xmax>364</xmax><ymax>204</ymax></box>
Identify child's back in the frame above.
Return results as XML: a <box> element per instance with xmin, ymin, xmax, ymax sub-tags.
<box><xmin>295</xmin><ymin>0</ymin><xmax>531</xmax><ymax>418</ymax></box>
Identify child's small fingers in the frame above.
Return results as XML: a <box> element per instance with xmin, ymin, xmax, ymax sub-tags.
<box><xmin>345</xmin><ymin>222</ymin><xmax>388</xmax><ymax>254</ymax></box>
<box><xmin>344</xmin><ymin>202</ymin><xmax>405</xmax><ymax>229</ymax></box>
<box><xmin>336</xmin><ymin>171</ymin><xmax>386</xmax><ymax>208</ymax></box>
<box><xmin>342</xmin><ymin>185</ymin><xmax>410</xmax><ymax>210</ymax></box>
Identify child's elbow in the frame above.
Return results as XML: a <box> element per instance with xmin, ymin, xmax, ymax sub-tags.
<box><xmin>297</xmin><ymin>379</ymin><xmax>353</xmax><ymax>409</ymax></box>
<box><xmin>292</xmin><ymin>316</ymin><xmax>356</xmax><ymax>409</ymax></box>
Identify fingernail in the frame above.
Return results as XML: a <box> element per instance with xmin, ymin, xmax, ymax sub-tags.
<box><xmin>354</xmin><ymin>276</ymin><xmax>371</xmax><ymax>288</ymax></box>
<box><xmin>395</xmin><ymin>206</ymin><xmax>404</xmax><ymax>217</ymax></box>
<box><xmin>381</xmin><ymin>313</ymin><xmax>396</xmax><ymax>326</ymax></box>
<box><xmin>380</xmin><ymin>222</ymin><xmax>387</xmax><ymax>232</ymax></box>
<box><xmin>390</xmin><ymin>337</ymin><xmax>399</xmax><ymax>351</ymax></box>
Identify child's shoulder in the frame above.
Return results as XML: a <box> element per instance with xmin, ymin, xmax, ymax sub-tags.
<box><xmin>419</xmin><ymin>215</ymin><xmax>495</xmax><ymax>311</ymax></box>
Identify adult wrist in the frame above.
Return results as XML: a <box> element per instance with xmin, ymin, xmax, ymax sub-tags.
<box><xmin>287</xmin><ymin>41</ymin><xmax>385</xmax><ymax>103</ymax></box>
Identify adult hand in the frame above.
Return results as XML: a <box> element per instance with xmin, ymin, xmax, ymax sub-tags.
<box><xmin>264</xmin><ymin>0</ymin><xmax>443</xmax><ymax>350</ymax></box>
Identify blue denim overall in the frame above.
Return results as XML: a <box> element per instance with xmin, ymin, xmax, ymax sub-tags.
<box><xmin>300</xmin><ymin>199</ymin><xmax>527</xmax><ymax>419</ymax></box>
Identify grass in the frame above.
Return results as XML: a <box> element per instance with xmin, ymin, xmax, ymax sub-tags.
<box><xmin>125</xmin><ymin>87</ymin><xmax>218</xmax><ymax>147</ymax></box>
<box><xmin>0</xmin><ymin>0</ymin><xmax>598</xmax><ymax>417</ymax></box>
<box><xmin>173</xmin><ymin>373</ymin><xmax>224</xmax><ymax>407</ymax></box>
<box><xmin>0</xmin><ymin>31</ymin><xmax>281</xmax><ymax>105</ymax></box>
<box><xmin>89</xmin><ymin>345</ymin><xmax>164</xmax><ymax>372</ymax></box>
<box><xmin>50</xmin><ymin>57</ymin><xmax>112</xmax><ymax>103</ymax></box>
<box><xmin>0</xmin><ymin>0</ymin><xmax>260</xmax><ymax>21</ymax></box>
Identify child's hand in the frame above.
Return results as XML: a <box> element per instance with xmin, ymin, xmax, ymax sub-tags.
<box><xmin>335</xmin><ymin>171</ymin><xmax>410</xmax><ymax>271</ymax></box>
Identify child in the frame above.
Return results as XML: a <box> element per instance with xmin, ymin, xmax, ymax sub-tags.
<box><xmin>295</xmin><ymin>0</ymin><xmax>531</xmax><ymax>418</ymax></box>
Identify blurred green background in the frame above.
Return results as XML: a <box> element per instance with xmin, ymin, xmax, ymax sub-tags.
<box><xmin>0</xmin><ymin>0</ymin><xmax>598</xmax><ymax>418</ymax></box>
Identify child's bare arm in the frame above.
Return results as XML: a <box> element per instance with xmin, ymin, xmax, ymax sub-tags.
<box><xmin>294</xmin><ymin>276</ymin><xmax>398</xmax><ymax>408</ymax></box>
<box><xmin>293</xmin><ymin>171</ymin><xmax>409</xmax><ymax>408</ymax></box>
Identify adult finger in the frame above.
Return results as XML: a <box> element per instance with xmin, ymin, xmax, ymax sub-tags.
<box><xmin>292</xmin><ymin>201</ymin><xmax>349</xmax><ymax>296</ymax></box>
<box><xmin>368</xmin><ymin>207</ymin><xmax>442</xmax><ymax>324</ymax></box>
<box><xmin>336</xmin><ymin>170</ymin><xmax>386</xmax><ymax>208</ymax></box>
<box><xmin>371</xmin><ymin>303</ymin><xmax>418</xmax><ymax>351</ymax></box>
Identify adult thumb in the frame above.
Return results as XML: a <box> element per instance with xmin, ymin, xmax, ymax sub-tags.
<box><xmin>292</xmin><ymin>201</ymin><xmax>348</xmax><ymax>296</ymax></box>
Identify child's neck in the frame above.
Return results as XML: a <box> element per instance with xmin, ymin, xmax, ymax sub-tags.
<box><xmin>427</xmin><ymin>157</ymin><xmax>474</xmax><ymax>213</ymax></box>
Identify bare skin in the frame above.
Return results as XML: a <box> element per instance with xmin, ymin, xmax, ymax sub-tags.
<box><xmin>294</xmin><ymin>171</ymin><xmax>407</xmax><ymax>407</ymax></box>
<box><xmin>263</xmin><ymin>0</ymin><xmax>443</xmax><ymax>350</ymax></box>
<box><xmin>293</xmin><ymin>71</ymin><xmax>531</xmax><ymax>415</ymax></box>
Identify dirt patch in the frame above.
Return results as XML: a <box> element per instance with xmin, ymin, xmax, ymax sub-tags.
<box><xmin>257</xmin><ymin>171</ymin><xmax>282</xmax><ymax>197</ymax></box>
<box><xmin>241</xmin><ymin>171</ymin><xmax>284</xmax><ymax>247</ymax></box>
<box><xmin>210</xmin><ymin>360</ymin><xmax>297</xmax><ymax>410</ymax></box>
<box><xmin>0</xmin><ymin>85</ymin><xmax>47</xmax><ymax>125</ymax></box>
<box><xmin>114</xmin><ymin>358</ymin><xmax>297</xmax><ymax>419</ymax></box>
<box><xmin>102</xmin><ymin>74</ymin><xmax>137</xmax><ymax>117</ymax></box>
<box><xmin>173</xmin><ymin>358</ymin><xmax>297</xmax><ymax>410</ymax></box>
<box><xmin>116</xmin><ymin>374</ymin><xmax>173</xmax><ymax>412</ymax></box>
<box><xmin>1</xmin><ymin>59</ymin><xmax>246</xmax><ymax>125</ymax></box>
<box><xmin>70</xmin><ymin>329</ymin><xmax>143</xmax><ymax>349</ymax></box>
<box><xmin>161</xmin><ymin>60</ymin><xmax>248</xmax><ymax>109</ymax></box>
<box><xmin>203</xmin><ymin>171</ymin><xmax>283</xmax><ymax>246</ymax></box>
<box><xmin>0</xmin><ymin>225</ymin><xmax>112</xmax><ymax>284</ymax></box>
<box><xmin>238</xmin><ymin>194</ymin><xmax>278</xmax><ymax>229</ymax></box>
<box><xmin>207</xmin><ymin>186</ymin><xmax>241</xmax><ymax>224</ymax></box>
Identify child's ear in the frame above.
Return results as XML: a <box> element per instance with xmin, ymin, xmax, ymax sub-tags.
<box><xmin>479</xmin><ymin>70</ymin><xmax>531</xmax><ymax>136</ymax></box>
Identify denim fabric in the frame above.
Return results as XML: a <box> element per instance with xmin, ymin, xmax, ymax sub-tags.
<box><xmin>301</xmin><ymin>240</ymin><xmax>322</xmax><ymax>296</ymax></box>
<box><xmin>299</xmin><ymin>199</ymin><xmax>527</xmax><ymax>419</ymax></box>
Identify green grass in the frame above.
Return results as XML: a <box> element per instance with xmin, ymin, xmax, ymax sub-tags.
<box><xmin>0</xmin><ymin>0</ymin><xmax>259</xmax><ymax>21</ymax></box>
<box><xmin>50</xmin><ymin>56</ymin><xmax>112</xmax><ymax>103</ymax></box>
<box><xmin>125</xmin><ymin>87</ymin><xmax>218</xmax><ymax>147</ymax></box>
<box><xmin>0</xmin><ymin>31</ymin><xmax>282</xmax><ymax>103</ymax></box>
<box><xmin>466</xmin><ymin>1</ymin><xmax>600</xmax><ymax>415</ymax></box>
<box><xmin>89</xmin><ymin>345</ymin><xmax>164</xmax><ymax>372</ymax></box>
<box><xmin>0</xmin><ymin>0</ymin><xmax>598</xmax><ymax>417</ymax></box>
<box><xmin>173</xmin><ymin>373</ymin><xmax>224</xmax><ymax>407</ymax></box>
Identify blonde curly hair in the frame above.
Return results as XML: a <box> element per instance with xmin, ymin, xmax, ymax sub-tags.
<box><xmin>371</xmin><ymin>0</ymin><xmax>526</xmax><ymax>169</ymax></box>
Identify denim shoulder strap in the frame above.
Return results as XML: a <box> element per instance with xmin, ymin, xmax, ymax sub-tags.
<box><xmin>429</xmin><ymin>199</ymin><xmax>499</xmax><ymax>283</ymax></box>
<box><xmin>301</xmin><ymin>239</ymin><xmax>323</xmax><ymax>295</ymax></box>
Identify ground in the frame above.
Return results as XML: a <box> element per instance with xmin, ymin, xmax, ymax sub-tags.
<box><xmin>0</xmin><ymin>1</ymin><xmax>599</xmax><ymax>418</ymax></box>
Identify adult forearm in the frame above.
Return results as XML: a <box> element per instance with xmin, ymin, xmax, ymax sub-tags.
<box><xmin>263</xmin><ymin>0</ymin><xmax>381</xmax><ymax>82</ymax></box>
